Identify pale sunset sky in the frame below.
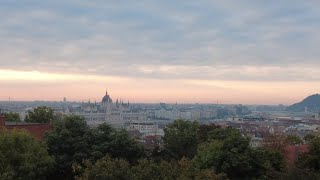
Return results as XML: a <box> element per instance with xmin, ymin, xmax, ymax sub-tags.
<box><xmin>1</xmin><ymin>1</ymin><xmax>320</xmax><ymax>105</ymax></box>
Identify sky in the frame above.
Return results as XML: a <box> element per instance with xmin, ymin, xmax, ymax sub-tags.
<box><xmin>0</xmin><ymin>0</ymin><xmax>320</xmax><ymax>105</ymax></box>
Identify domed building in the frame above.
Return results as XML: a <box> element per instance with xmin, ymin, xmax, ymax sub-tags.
<box><xmin>69</xmin><ymin>89</ymin><xmax>147</xmax><ymax>127</ymax></box>
<box><xmin>102</xmin><ymin>90</ymin><xmax>112</xmax><ymax>105</ymax></box>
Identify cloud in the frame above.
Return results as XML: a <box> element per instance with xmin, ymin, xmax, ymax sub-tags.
<box><xmin>0</xmin><ymin>0</ymin><xmax>320</xmax><ymax>82</ymax></box>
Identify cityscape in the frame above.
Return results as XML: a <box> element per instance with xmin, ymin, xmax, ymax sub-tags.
<box><xmin>1</xmin><ymin>90</ymin><xmax>320</xmax><ymax>149</ymax></box>
<box><xmin>1</xmin><ymin>0</ymin><xmax>320</xmax><ymax>179</ymax></box>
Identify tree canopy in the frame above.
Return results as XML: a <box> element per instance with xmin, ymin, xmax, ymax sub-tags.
<box><xmin>1</xmin><ymin>112</ymin><xmax>21</xmax><ymax>122</ymax></box>
<box><xmin>75</xmin><ymin>156</ymin><xmax>221</xmax><ymax>180</ymax></box>
<box><xmin>287</xmin><ymin>134</ymin><xmax>303</xmax><ymax>145</ymax></box>
<box><xmin>25</xmin><ymin>106</ymin><xmax>56</xmax><ymax>123</ymax></box>
<box><xmin>262</xmin><ymin>133</ymin><xmax>289</xmax><ymax>154</ymax></box>
<box><xmin>88</xmin><ymin>123</ymin><xmax>144</xmax><ymax>162</ymax></box>
<box><xmin>163</xmin><ymin>119</ymin><xmax>199</xmax><ymax>159</ymax></box>
<box><xmin>45</xmin><ymin>115</ymin><xmax>144</xmax><ymax>178</ymax></box>
<box><xmin>193</xmin><ymin>126</ymin><xmax>285</xmax><ymax>179</ymax></box>
<box><xmin>45</xmin><ymin>115</ymin><xmax>91</xmax><ymax>176</ymax></box>
<box><xmin>297</xmin><ymin>136</ymin><xmax>320</xmax><ymax>172</ymax></box>
<box><xmin>0</xmin><ymin>129</ymin><xmax>55</xmax><ymax>180</ymax></box>
<box><xmin>197</xmin><ymin>123</ymin><xmax>220</xmax><ymax>144</ymax></box>
<box><xmin>304</xmin><ymin>133</ymin><xmax>317</xmax><ymax>143</ymax></box>
<box><xmin>0</xmin><ymin>117</ymin><xmax>314</xmax><ymax>179</ymax></box>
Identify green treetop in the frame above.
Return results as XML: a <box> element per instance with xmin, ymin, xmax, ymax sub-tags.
<box><xmin>1</xmin><ymin>112</ymin><xmax>21</xmax><ymax>122</ymax></box>
<box><xmin>25</xmin><ymin>106</ymin><xmax>56</xmax><ymax>123</ymax></box>
<box><xmin>163</xmin><ymin>119</ymin><xmax>200</xmax><ymax>160</ymax></box>
<box><xmin>0</xmin><ymin>129</ymin><xmax>55</xmax><ymax>180</ymax></box>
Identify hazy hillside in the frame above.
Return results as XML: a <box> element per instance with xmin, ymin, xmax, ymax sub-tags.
<box><xmin>287</xmin><ymin>94</ymin><xmax>320</xmax><ymax>112</ymax></box>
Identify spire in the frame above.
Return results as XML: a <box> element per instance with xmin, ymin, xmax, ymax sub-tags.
<box><xmin>106</xmin><ymin>89</ymin><xmax>108</xmax><ymax>95</ymax></box>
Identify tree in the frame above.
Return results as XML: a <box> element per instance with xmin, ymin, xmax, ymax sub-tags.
<box><xmin>0</xmin><ymin>129</ymin><xmax>55</xmax><ymax>180</ymax></box>
<box><xmin>297</xmin><ymin>136</ymin><xmax>320</xmax><ymax>171</ymax></box>
<box><xmin>281</xmin><ymin>134</ymin><xmax>320</xmax><ymax>179</ymax></box>
<box><xmin>45</xmin><ymin>116</ymin><xmax>144</xmax><ymax>178</ymax></box>
<box><xmin>176</xmin><ymin>158</ymin><xmax>222</xmax><ymax>180</ymax></box>
<box><xmin>262</xmin><ymin>133</ymin><xmax>289</xmax><ymax>154</ymax></box>
<box><xmin>163</xmin><ymin>119</ymin><xmax>199</xmax><ymax>159</ymax></box>
<box><xmin>287</xmin><ymin>135</ymin><xmax>303</xmax><ymax>145</ymax></box>
<box><xmin>25</xmin><ymin>106</ymin><xmax>56</xmax><ymax>123</ymax></box>
<box><xmin>130</xmin><ymin>159</ymin><xmax>173</xmax><ymax>180</ymax></box>
<box><xmin>193</xmin><ymin>133</ymin><xmax>254</xmax><ymax>178</ymax></box>
<box><xmin>74</xmin><ymin>156</ymin><xmax>131</xmax><ymax>180</ymax></box>
<box><xmin>197</xmin><ymin>123</ymin><xmax>220</xmax><ymax>144</ymax></box>
<box><xmin>76</xmin><ymin>156</ymin><xmax>220</xmax><ymax>180</ymax></box>
<box><xmin>252</xmin><ymin>148</ymin><xmax>286</xmax><ymax>178</ymax></box>
<box><xmin>304</xmin><ymin>133</ymin><xmax>317</xmax><ymax>144</ymax></box>
<box><xmin>1</xmin><ymin>112</ymin><xmax>21</xmax><ymax>122</ymax></box>
<box><xmin>206</xmin><ymin>126</ymin><xmax>243</xmax><ymax>141</ymax></box>
<box><xmin>45</xmin><ymin>115</ymin><xmax>91</xmax><ymax>178</ymax></box>
<box><xmin>193</xmin><ymin>127</ymin><xmax>285</xmax><ymax>179</ymax></box>
<box><xmin>88</xmin><ymin>123</ymin><xmax>144</xmax><ymax>162</ymax></box>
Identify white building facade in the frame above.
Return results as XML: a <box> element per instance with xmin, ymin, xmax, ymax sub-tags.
<box><xmin>66</xmin><ymin>90</ymin><xmax>147</xmax><ymax>127</ymax></box>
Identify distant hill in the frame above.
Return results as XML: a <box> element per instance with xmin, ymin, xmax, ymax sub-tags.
<box><xmin>287</xmin><ymin>94</ymin><xmax>320</xmax><ymax>112</ymax></box>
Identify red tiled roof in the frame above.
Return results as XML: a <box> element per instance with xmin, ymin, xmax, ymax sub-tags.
<box><xmin>0</xmin><ymin>116</ymin><xmax>52</xmax><ymax>140</ymax></box>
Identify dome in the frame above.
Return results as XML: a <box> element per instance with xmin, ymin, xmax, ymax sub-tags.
<box><xmin>102</xmin><ymin>90</ymin><xmax>112</xmax><ymax>103</ymax></box>
<box><xmin>102</xmin><ymin>95</ymin><xmax>112</xmax><ymax>103</ymax></box>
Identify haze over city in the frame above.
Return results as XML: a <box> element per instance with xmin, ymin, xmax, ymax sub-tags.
<box><xmin>1</xmin><ymin>0</ymin><xmax>320</xmax><ymax>104</ymax></box>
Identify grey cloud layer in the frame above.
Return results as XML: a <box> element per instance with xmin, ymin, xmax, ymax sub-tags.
<box><xmin>0</xmin><ymin>0</ymin><xmax>320</xmax><ymax>81</ymax></box>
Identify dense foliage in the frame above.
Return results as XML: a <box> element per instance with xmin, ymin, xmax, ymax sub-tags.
<box><xmin>262</xmin><ymin>133</ymin><xmax>289</xmax><ymax>154</ymax></box>
<box><xmin>45</xmin><ymin>115</ymin><xmax>144</xmax><ymax>178</ymax></box>
<box><xmin>287</xmin><ymin>134</ymin><xmax>303</xmax><ymax>145</ymax></box>
<box><xmin>75</xmin><ymin>156</ymin><xmax>221</xmax><ymax>180</ymax></box>
<box><xmin>2</xmin><ymin>114</ymin><xmax>319</xmax><ymax>179</ymax></box>
<box><xmin>0</xmin><ymin>129</ymin><xmax>55</xmax><ymax>180</ymax></box>
<box><xmin>197</xmin><ymin>123</ymin><xmax>220</xmax><ymax>143</ymax></box>
<box><xmin>193</xmin><ymin>127</ymin><xmax>285</xmax><ymax>179</ymax></box>
<box><xmin>297</xmin><ymin>136</ymin><xmax>320</xmax><ymax>171</ymax></box>
<box><xmin>163</xmin><ymin>119</ymin><xmax>199</xmax><ymax>159</ymax></box>
<box><xmin>1</xmin><ymin>112</ymin><xmax>21</xmax><ymax>122</ymax></box>
<box><xmin>25</xmin><ymin>106</ymin><xmax>56</xmax><ymax>123</ymax></box>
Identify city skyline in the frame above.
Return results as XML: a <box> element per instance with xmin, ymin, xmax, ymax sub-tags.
<box><xmin>1</xmin><ymin>1</ymin><xmax>320</xmax><ymax>104</ymax></box>
<box><xmin>0</xmin><ymin>85</ymin><xmax>315</xmax><ymax>106</ymax></box>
